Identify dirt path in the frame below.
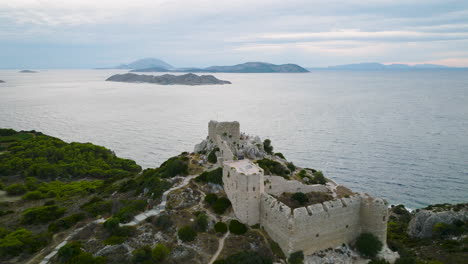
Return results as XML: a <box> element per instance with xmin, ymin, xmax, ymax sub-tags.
<box><xmin>208</xmin><ymin>231</ymin><xmax>230</xmax><ymax>264</ymax></box>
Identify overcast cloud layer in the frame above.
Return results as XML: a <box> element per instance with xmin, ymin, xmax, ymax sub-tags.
<box><xmin>1</xmin><ymin>0</ymin><xmax>468</xmax><ymax>68</ymax></box>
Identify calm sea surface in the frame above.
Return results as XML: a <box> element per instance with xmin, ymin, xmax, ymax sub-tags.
<box><xmin>0</xmin><ymin>69</ymin><xmax>467</xmax><ymax>208</ymax></box>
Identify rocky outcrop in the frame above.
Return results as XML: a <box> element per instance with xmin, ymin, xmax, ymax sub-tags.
<box><xmin>407</xmin><ymin>205</ymin><xmax>468</xmax><ymax>238</ymax></box>
<box><xmin>106</xmin><ymin>73</ymin><xmax>231</xmax><ymax>85</ymax></box>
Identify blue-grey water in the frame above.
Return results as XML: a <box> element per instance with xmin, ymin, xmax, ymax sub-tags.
<box><xmin>0</xmin><ymin>69</ymin><xmax>467</xmax><ymax>209</ymax></box>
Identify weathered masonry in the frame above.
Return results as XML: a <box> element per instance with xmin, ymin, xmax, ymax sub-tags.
<box><xmin>202</xmin><ymin>121</ymin><xmax>388</xmax><ymax>256</ymax></box>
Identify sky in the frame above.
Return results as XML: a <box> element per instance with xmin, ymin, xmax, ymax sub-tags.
<box><xmin>1</xmin><ymin>0</ymin><xmax>468</xmax><ymax>68</ymax></box>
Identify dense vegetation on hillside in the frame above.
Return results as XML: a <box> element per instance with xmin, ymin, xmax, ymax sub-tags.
<box><xmin>0</xmin><ymin>129</ymin><xmax>177</xmax><ymax>263</ymax></box>
<box><xmin>0</xmin><ymin>129</ymin><xmax>141</xmax><ymax>180</ymax></box>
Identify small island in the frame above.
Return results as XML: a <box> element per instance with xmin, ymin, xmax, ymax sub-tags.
<box><xmin>106</xmin><ymin>73</ymin><xmax>231</xmax><ymax>85</ymax></box>
<box><xmin>19</xmin><ymin>70</ymin><xmax>37</xmax><ymax>73</ymax></box>
<box><xmin>0</xmin><ymin>80</ymin><xmax>5</xmax><ymax>83</ymax></box>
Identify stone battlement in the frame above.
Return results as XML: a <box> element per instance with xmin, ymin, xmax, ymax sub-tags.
<box><xmin>202</xmin><ymin>121</ymin><xmax>388</xmax><ymax>256</ymax></box>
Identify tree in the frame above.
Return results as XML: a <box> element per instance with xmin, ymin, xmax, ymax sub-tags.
<box><xmin>205</xmin><ymin>193</ymin><xmax>218</xmax><ymax>205</ymax></box>
<box><xmin>355</xmin><ymin>233</ymin><xmax>383</xmax><ymax>258</ymax></box>
<box><xmin>208</xmin><ymin>148</ymin><xmax>218</xmax><ymax>163</ymax></box>
<box><xmin>215</xmin><ymin>222</ymin><xmax>228</xmax><ymax>233</ymax></box>
<box><xmin>178</xmin><ymin>226</ymin><xmax>197</xmax><ymax>242</ymax></box>
<box><xmin>263</xmin><ymin>139</ymin><xmax>273</xmax><ymax>154</ymax></box>
<box><xmin>312</xmin><ymin>171</ymin><xmax>326</xmax><ymax>185</ymax></box>
<box><xmin>193</xmin><ymin>213</ymin><xmax>208</xmax><ymax>232</ymax></box>
<box><xmin>288</xmin><ymin>251</ymin><xmax>304</xmax><ymax>264</ymax></box>
<box><xmin>213</xmin><ymin>197</ymin><xmax>231</xmax><ymax>214</ymax></box>
<box><xmin>132</xmin><ymin>246</ymin><xmax>152</xmax><ymax>264</ymax></box>
<box><xmin>229</xmin><ymin>220</ymin><xmax>247</xmax><ymax>235</ymax></box>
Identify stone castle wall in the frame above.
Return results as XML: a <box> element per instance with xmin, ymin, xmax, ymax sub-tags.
<box><xmin>259</xmin><ymin>193</ymin><xmax>388</xmax><ymax>255</ymax></box>
<box><xmin>208</xmin><ymin>120</ymin><xmax>240</xmax><ymax>143</ymax></box>
<box><xmin>264</xmin><ymin>175</ymin><xmax>329</xmax><ymax>196</ymax></box>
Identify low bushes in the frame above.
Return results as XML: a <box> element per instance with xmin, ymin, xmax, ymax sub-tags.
<box><xmin>291</xmin><ymin>192</ymin><xmax>309</xmax><ymax>205</ymax></box>
<box><xmin>58</xmin><ymin>241</ymin><xmax>106</xmax><ymax>264</ymax></box>
<box><xmin>153</xmin><ymin>214</ymin><xmax>173</xmax><ymax>230</ymax></box>
<box><xmin>0</xmin><ymin>228</ymin><xmax>50</xmax><ymax>257</ymax></box>
<box><xmin>48</xmin><ymin>213</ymin><xmax>86</xmax><ymax>232</ymax></box>
<box><xmin>204</xmin><ymin>193</ymin><xmax>218</xmax><ymax>205</ymax></box>
<box><xmin>213</xmin><ymin>197</ymin><xmax>232</xmax><ymax>214</ymax></box>
<box><xmin>229</xmin><ymin>220</ymin><xmax>247</xmax><ymax>235</ymax></box>
<box><xmin>114</xmin><ymin>199</ymin><xmax>147</xmax><ymax>223</ymax></box>
<box><xmin>81</xmin><ymin>197</ymin><xmax>112</xmax><ymax>217</ymax></box>
<box><xmin>288</xmin><ymin>251</ymin><xmax>304</xmax><ymax>264</ymax></box>
<box><xmin>215</xmin><ymin>222</ymin><xmax>228</xmax><ymax>233</ymax></box>
<box><xmin>178</xmin><ymin>226</ymin><xmax>197</xmax><ymax>242</ymax></box>
<box><xmin>102</xmin><ymin>217</ymin><xmax>136</xmax><ymax>245</ymax></box>
<box><xmin>5</xmin><ymin>183</ymin><xmax>27</xmax><ymax>195</ymax></box>
<box><xmin>193</xmin><ymin>212</ymin><xmax>208</xmax><ymax>232</ymax></box>
<box><xmin>196</xmin><ymin>167</ymin><xmax>223</xmax><ymax>185</ymax></box>
<box><xmin>131</xmin><ymin>244</ymin><xmax>171</xmax><ymax>263</ymax></box>
<box><xmin>355</xmin><ymin>233</ymin><xmax>383</xmax><ymax>258</ymax></box>
<box><xmin>21</xmin><ymin>205</ymin><xmax>66</xmax><ymax>225</ymax></box>
<box><xmin>256</xmin><ymin>159</ymin><xmax>290</xmax><ymax>178</ymax></box>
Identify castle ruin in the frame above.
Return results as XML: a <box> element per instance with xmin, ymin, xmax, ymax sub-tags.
<box><xmin>197</xmin><ymin>121</ymin><xmax>389</xmax><ymax>256</ymax></box>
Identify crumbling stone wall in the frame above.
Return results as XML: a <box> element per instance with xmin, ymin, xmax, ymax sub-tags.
<box><xmin>264</xmin><ymin>175</ymin><xmax>329</xmax><ymax>196</ymax></box>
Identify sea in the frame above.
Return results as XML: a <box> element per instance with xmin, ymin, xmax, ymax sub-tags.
<box><xmin>0</xmin><ymin>69</ymin><xmax>467</xmax><ymax>209</ymax></box>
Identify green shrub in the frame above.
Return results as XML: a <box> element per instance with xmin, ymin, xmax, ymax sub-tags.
<box><xmin>103</xmin><ymin>217</ymin><xmax>121</xmax><ymax>233</ymax></box>
<box><xmin>152</xmin><ymin>243</ymin><xmax>170</xmax><ymax>261</ymax></box>
<box><xmin>114</xmin><ymin>200</ymin><xmax>147</xmax><ymax>223</ymax></box>
<box><xmin>48</xmin><ymin>213</ymin><xmax>85</xmax><ymax>232</ymax></box>
<box><xmin>23</xmin><ymin>190</ymin><xmax>46</xmax><ymax>200</ymax></box>
<box><xmin>288</xmin><ymin>251</ymin><xmax>304</xmax><ymax>264</ymax></box>
<box><xmin>269</xmin><ymin>240</ymin><xmax>285</xmax><ymax>259</ymax></box>
<box><xmin>0</xmin><ymin>128</ymin><xmax>16</xmax><ymax>136</ymax></box>
<box><xmin>196</xmin><ymin>167</ymin><xmax>223</xmax><ymax>185</ymax></box>
<box><xmin>5</xmin><ymin>183</ymin><xmax>27</xmax><ymax>195</ymax></box>
<box><xmin>0</xmin><ymin>228</ymin><xmax>49</xmax><ymax>256</ymax></box>
<box><xmin>132</xmin><ymin>246</ymin><xmax>152</xmax><ymax>263</ymax></box>
<box><xmin>256</xmin><ymin>159</ymin><xmax>290</xmax><ymax>177</ymax></box>
<box><xmin>291</xmin><ymin>192</ymin><xmax>309</xmax><ymax>205</ymax></box>
<box><xmin>193</xmin><ymin>212</ymin><xmax>208</xmax><ymax>232</ymax></box>
<box><xmin>274</xmin><ymin>152</ymin><xmax>285</xmax><ymax>159</ymax></box>
<box><xmin>58</xmin><ymin>241</ymin><xmax>106</xmax><ymax>264</ymax></box>
<box><xmin>178</xmin><ymin>226</ymin><xmax>197</xmax><ymax>242</ymax></box>
<box><xmin>205</xmin><ymin>193</ymin><xmax>218</xmax><ymax>205</ymax></box>
<box><xmin>286</xmin><ymin>162</ymin><xmax>296</xmax><ymax>172</ymax></box>
<box><xmin>215</xmin><ymin>222</ymin><xmax>228</xmax><ymax>233</ymax></box>
<box><xmin>208</xmin><ymin>148</ymin><xmax>218</xmax><ymax>164</ymax></box>
<box><xmin>104</xmin><ymin>236</ymin><xmax>126</xmax><ymax>245</ymax></box>
<box><xmin>229</xmin><ymin>220</ymin><xmax>247</xmax><ymax>235</ymax></box>
<box><xmin>432</xmin><ymin>222</ymin><xmax>462</xmax><ymax>237</ymax></box>
<box><xmin>81</xmin><ymin>197</ymin><xmax>112</xmax><ymax>217</ymax></box>
<box><xmin>263</xmin><ymin>139</ymin><xmax>273</xmax><ymax>154</ymax></box>
<box><xmin>311</xmin><ymin>171</ymin><xmax>326</xmax><ymax>184</ymax></box>
<box><xmin>21</xmin><ymin>205</ymin><xmax>66</xmax><ymax>224</ymax></box>
<box><xmin>355</xmin><ymin>233</ymin><xmax>383</xmax><ymax>258</ymax></box>
<box><xmin>213</xmin><ymin>197</ymin><xmax>232</xmax><ymax>214</ymax></box>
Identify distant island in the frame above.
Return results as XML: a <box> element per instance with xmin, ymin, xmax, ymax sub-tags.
<box><xmin>0</xmin><ymin>80</ymin><xmax>4</xmax><ymax>83</ymax></box>
<box><xmin>101</xmin><ymin>58</ymin><xmax>309</xmax><ymax>73</ymax></box>
<box><xmin>106</xmin><ymin>73</ymin><xmax>231</xmax><ymax>85</ymax></box>
<box><xmin>19</xmin><ymin>70</ymin><xmax>37</xmax><ymax>73</ymax></box>
<box><xmin>134</xmin><ymin>61</ymin><xmax>309</xmax><ymax>73</ymax></box>
<box><xmin>308</xmin><ymin>62</ymin><xmax>464</xmax><ymax>71</ymax></box>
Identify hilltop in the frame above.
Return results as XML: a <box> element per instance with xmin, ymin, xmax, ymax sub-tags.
<box><xmin>0</xmin><ymin>126</ymin><xmax>466</xmax><ymax>264</ymax></box>
<box><xmin>112</xmin><ymin>58</ymin><xmax>173</xmax><ymax>70</ymax></box>
<box><xmin>131</xmin><ymin>62</ymin><xmax>309</xmax><ymax>73</ymax></box>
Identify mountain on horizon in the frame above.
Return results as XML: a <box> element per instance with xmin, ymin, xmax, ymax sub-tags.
<box><xmin>114</xmin><ymin>58</ymin><xmax>173</xmax><ymax>70</ymax></box>
<box><xmin>133</xmin><ymin>62</ymin><xmax>309</xmax><ymax>73</ymax></box>
<box><xmin>310</xmin><ymin>62</ymin><xmax>453</xmax><ymax>70</ymax></box>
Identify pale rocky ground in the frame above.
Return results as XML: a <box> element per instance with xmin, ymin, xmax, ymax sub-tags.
<box><xmin>407</xmin><ymin>206</ymin><xmax>468</xmax><ymax>238</ymax></box>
